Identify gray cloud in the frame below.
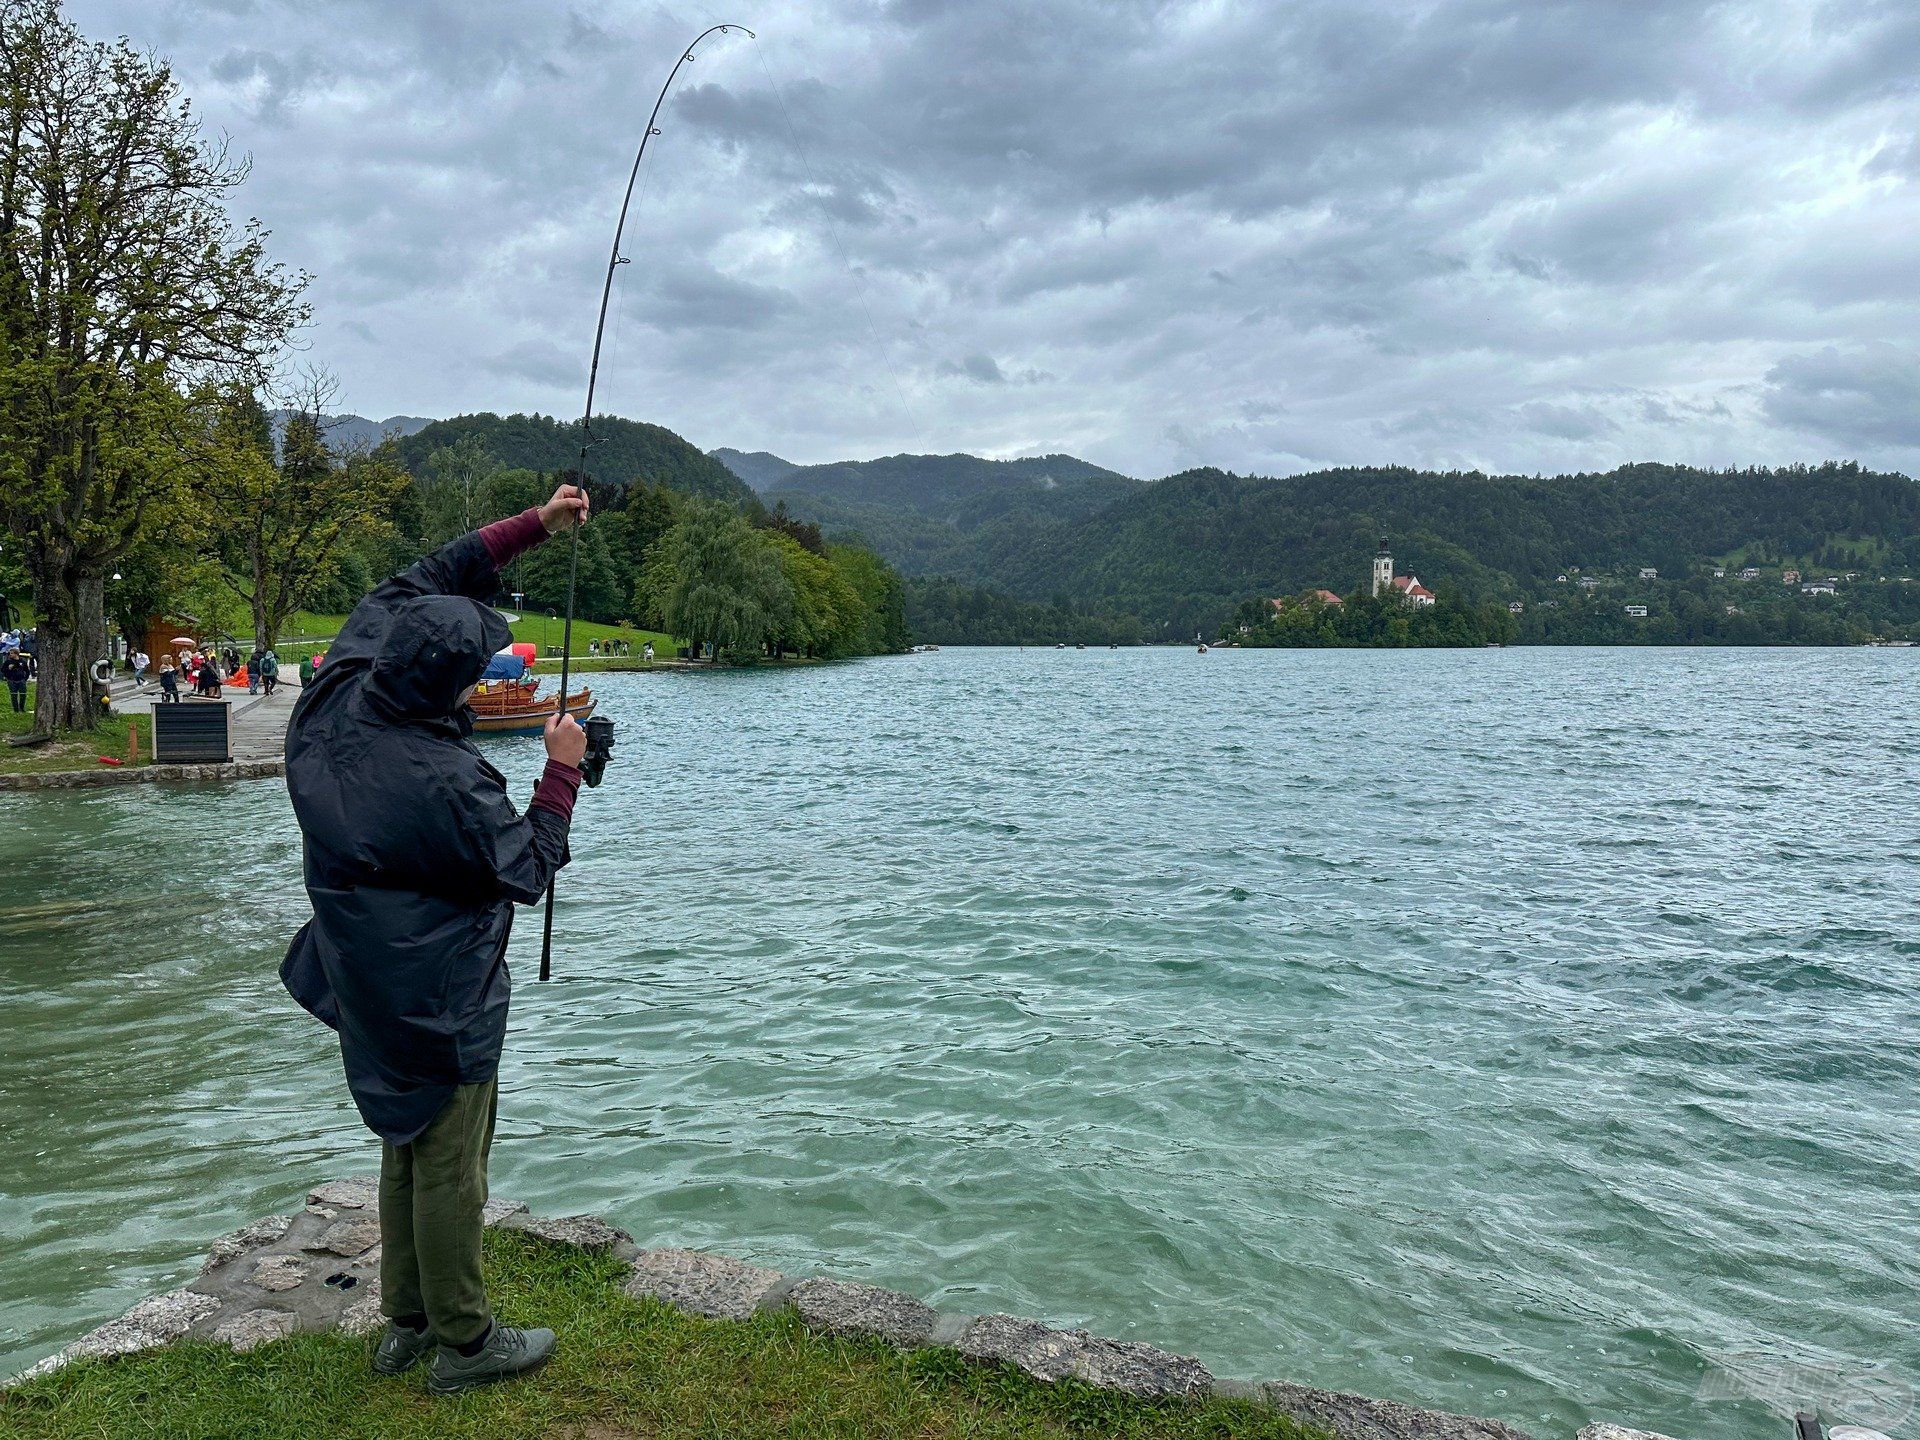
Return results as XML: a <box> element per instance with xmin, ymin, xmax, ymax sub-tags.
<box><xmin>70</xmin><ymin>0</ymin><xmax>1920</xmax><ymax>477</ymax></box>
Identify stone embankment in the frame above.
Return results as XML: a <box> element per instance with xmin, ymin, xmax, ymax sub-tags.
<box><xmin>8</xmin><ymin>1178</ymin><xmax>1681</xmax><ymax>1440</ymax></box>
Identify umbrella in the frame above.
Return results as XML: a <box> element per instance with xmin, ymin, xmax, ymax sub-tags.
<box><xmin>170</xmin><ymin>635</ymin><xmax>194</xmax><ymax>645</ymax></box>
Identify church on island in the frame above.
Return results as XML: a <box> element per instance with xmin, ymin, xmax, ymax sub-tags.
<box><xmin>1371</xmin><ymin>537</ymin><xmax>1435</xmax><ymax>606</ymax></box>
<box><xmin>1269</xmin><ymin>537</ymin><xmax>1436</xmax><ymax>615</ymax></box>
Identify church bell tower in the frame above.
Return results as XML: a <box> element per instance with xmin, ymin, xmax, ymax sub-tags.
<box><xmin>1372</xmin><ymin>536</ymin><xmax>1393</xmax><ymax>597</ymax></box>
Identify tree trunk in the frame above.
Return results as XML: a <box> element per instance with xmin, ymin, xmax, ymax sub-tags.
<box><xmin>30</xmin><ymin>567</ymin><xmax>106</xmax><ymax>735</ymax></box>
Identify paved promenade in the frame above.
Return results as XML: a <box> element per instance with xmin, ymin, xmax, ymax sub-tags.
<box><xmin>116</xmin><ymin>679</ymin><xmax>301</xmax><ymax>764</ymax></box>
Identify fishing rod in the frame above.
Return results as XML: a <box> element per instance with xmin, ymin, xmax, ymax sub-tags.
<box><xmin>538</xmin><ymin>21</ymin><xmax>757</xmax><ymax>983</ymax></box>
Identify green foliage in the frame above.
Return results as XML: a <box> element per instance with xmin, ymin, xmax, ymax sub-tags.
<box><xmin>384</xmin><ymin>412</ymin><xmax>755</xmax><ymax>507</ymax></box>
<box><xmin>1237</xmin><ymin>590</ymin><xmax>1516</xmax><ymax>648</ymax></box>
<box><xmin>906</xmin><ymin>577</ymin><xmax>1150</xmax><ymax>646</ymax></box>
<box><xmin>766</xmin><ymin>455</ymin><xmax>1920</xmax><ymax>644</ymax></box>
<box><xmin>0</xmin><ymin>0</ymin><xmax>307</xmax><ymax>732</ymax></box>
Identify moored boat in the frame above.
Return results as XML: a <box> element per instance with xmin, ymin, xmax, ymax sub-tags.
<box><xmin>468</xmin><ymin>686</ymin><xmax>596</xmax><ymax>735</ymax></box>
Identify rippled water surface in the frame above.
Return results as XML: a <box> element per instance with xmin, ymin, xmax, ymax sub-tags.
<box><xmin>2</xmin><ymin>648</ymin><xmax>1915</xmax><ymax>1436</ymax></box>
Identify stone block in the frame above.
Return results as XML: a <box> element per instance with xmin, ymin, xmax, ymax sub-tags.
<box><xmin>1262</xmin><ymin>1380</ymin><xmax>1536</xmax><ymax>1440</ymax></box>
<box><xmin>211</xmin><ymin>1308</ymin><xmax>296</xmax><ymax>1352</ymax></box>
<box><xmin>483</xmin><ymin>1197</ymin><xmax>529</xmax><ymax>1226</ymax></box>
<box><xmin>509</xmin><ymin>1213</ymin><xmax>634</xmax><ymax>1253</ymax></box>
<box><xmin>1577</xmin><ymin>1427</ymin><xmax>1681</xmax><ymax>1440</ymax></box>
<box><xmin>15</xmin><ymin>1287</ymin><xmax>221</xmax><ymax>1380</ymax></box>
<box><xmin>310</xmin><ymin>1217</ymin><xmax>379</xmax><ymax>1258</ymax></box>
<box><xmin>306</xmin><ymin>1176</ymin><xmax>376</xmax><ymax>1212</ymax></box>
<box><xmin>202</xmin><ymin>1214</ymin><xmax>293</xmax><ymax>1272</ymax></box>
<box><xmin>252</xmin><ymin>1254</ymin><xmax>311</xmax><ymax>1293</ymax></box>
<box><xmin>1067</xmin><ymin>1334</ymin><xmax>1211</xmax><ymax>1399</ymax></box>
<box><xmin>955</xmin><ymin>1314</ymin><xmax>1084</xmax><ymax>1381</ymax></box>
<box><xmin>338</xmin><ymin>1282</ymin><xmax>386</xmax><ymax>1338</ymax></box>
<box><xmin>954</xmin><ymin>1314</ymin><xmax>1208</xmax><ymax>1399</ymax></box>
<box><xmin>624</xmin><ymin>1248</ymin><xmax>785</xmax><ymax>1320</ymax></box>
<box><xmin>790</xmin><ymin>1278</ymin><xmax>938</xmax><ymax>1348</ymax></box>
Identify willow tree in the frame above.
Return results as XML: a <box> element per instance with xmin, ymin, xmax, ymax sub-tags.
<box><xmin>0</xmin><ymin>0</ymin><xmax>308</xmax><ymax>734</ymax></box>
<box><xmin>638</xmin><ymin>501</ymin><xmax>792</xmax><ymax>660</ymax></box>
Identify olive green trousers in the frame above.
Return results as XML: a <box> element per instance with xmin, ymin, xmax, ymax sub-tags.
<box><xmin>377</xmin><ymin>1078</ymin><xmax>498</xmax><ymax>1346</ymax></box>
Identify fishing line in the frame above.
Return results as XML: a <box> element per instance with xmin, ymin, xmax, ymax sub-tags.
<box><xmin>538</xmin><ymin>20</ymin><xmax>756</xmax><ymax>983</ymax></box>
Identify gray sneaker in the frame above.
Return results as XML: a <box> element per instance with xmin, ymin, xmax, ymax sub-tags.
<box><xmin>426</xmin><ymin>1324</ymin><xmax>556</xmax><ymax>1394</ymax></box>
<box><xmin>371</xmin><ymin>1321</ymin><xmax>435</xmax><ymax>1375</ymax></box>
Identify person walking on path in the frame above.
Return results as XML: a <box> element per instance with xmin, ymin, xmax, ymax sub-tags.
<box><xmin>281</xmin><ymin>482</ymin><xmax>590</xmax><ymax>1395</ymax></box>
<box><xmin>259</xmin><ymin>649</ymin><xmax>279</xmax><ymax>697</ymax></box>
<box><xmin>133</xmin><ymin>650</ymin><xmax>150</xmax><ymax>685</ymax></box>
<box><xmin>157</xmin><ymin>657</ymin><xmax>179</xmax><ymax>702</ymax></box>
<box><xmin>2</xmin><ymin>649</ymin><xmax>28</xmax><ymax>713</ymax></box>
<box><xmin>247</xmin><ymin>647</ymin><xmax>265</xmax><ymax>696</ymax></box>
<box><xmin>298</xmin><ymin>653</ymin><xmax>314</xmax><ymax>687</ymax></box>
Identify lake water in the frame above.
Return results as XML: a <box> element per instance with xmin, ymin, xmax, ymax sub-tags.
<box><xmin>1</xmin><ymin>648</ymin><xmax>1914</xmax><ymax>1437</ymax></box>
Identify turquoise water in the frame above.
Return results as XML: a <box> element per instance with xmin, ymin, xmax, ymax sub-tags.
<box><xmin>1</xmin><ymin>648</ymin><xmax>1914</xmax><ymax>1437</ymax></box>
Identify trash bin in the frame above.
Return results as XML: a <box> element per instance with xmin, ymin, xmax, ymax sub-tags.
<box><xmin>152</xmin><ymin>698</ymin><xmax>231</xmax><ymax>762</ymax></box>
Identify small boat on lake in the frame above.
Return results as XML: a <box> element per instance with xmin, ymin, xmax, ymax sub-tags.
<box><xmin>468</xmin><ymin>684</ymin><xmax>596</xmax><ymax>735</ymax></box>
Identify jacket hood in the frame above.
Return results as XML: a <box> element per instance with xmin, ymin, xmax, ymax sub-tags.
<box><xmin>365</xmin><ymin>595</ymin><xmax>511</xmax><ymax>721</ymax></box>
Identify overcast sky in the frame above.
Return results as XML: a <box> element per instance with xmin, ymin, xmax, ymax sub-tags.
<box><xmin>74</xmin><ymin>0</ymin><xmax>1920</xmax><ymax>478</ymax></box>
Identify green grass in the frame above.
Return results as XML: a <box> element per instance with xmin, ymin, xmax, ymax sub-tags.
<box><xmin>0</xmin><ymin>686</ymin><xmax>149</xmax><ymax>777</ymax></box>
<box><xmin>1</xmin><ymin>1234</ymin><xmax>1325</xmax><ymax>1440</ymax></box>
<box><xmin>281</xmin><ymin>610</ymin><xmax>681</xmax><ymax>662</ymax></box>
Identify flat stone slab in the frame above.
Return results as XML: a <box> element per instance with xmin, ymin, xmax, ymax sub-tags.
<box><xmin>211</xmin><ymin>1308</ymin><xmax>297</xmax><ymax>1352</ymax></box>
<box><xmin>956</xmin><ymin>1314</ymin><xmax>1210</xmax><ymax>1398</ymax></box>
<box><xmin>251</xmin><ymin>1254</ymin><xmax>312</xmax><ymax>1293</ymax></box>
<box><xmin>15</xmin><ymin>1287</ymin><xmax>221</xmax><ymax>1380</ymax></box>
<box><xmin>310</xmin><ymin>1217</ymin><xmax>380</xmax><ymax>1258</ymax></box>
<box><xmin>1262</xmin><ymin>1381</ymin><xmax>1536</xmax><ymax>1440</ymax></box>
<box><xmin>483</xmin><ymin>1197</ymin><xmax>529</xmax><ymax>1226</ymax></box>
<box><xmin>790</xmin><ymin>1278</ymin><xmax>938</xmax><ymax>1348</ymax></box>
<box><xmin>624</xmin><ymin>1248</ymin><xmax>785</xmax><ymax>1320</ymax></box>
<box><xmin>307</xmin><ymin>1176</ymin><xmax>376</xmax><ymax>1212</ymax></box>
<box><xmin>507</xmin><ymin>1213</ymin><xmax>634</xmax><ymax>1253</ymax></box>
<box><xmin>202</xmin><ymin>1213</ymin><xmax>293</xmax><ymax>1272</ymax></box>
<box><xmin>1577</xmin><ymin>1427</ymin><xmax>1680</xmax><ymax>1440</ymax></box>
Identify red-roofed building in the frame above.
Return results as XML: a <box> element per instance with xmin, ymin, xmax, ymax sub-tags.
<box><xmin>1370</xmin><ymin>537</ymin><xmax>1436</xmax><ymax>607</ymax></box>
<box><xmin>1309</xmin><ymin>589</ymin><xmax>1344</xmax><ymax>606</ymax></box>
<box><xmin>1391</xmin><ymin>574</ymin><xmax>1436</xmax><ymax>607</ymax></box>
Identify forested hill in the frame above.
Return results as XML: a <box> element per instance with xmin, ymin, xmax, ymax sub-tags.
<box><xmin>712</xmin><ymin>448</ymin><xmax>1140</xmax><ymax>578</ymax></box>
<box><xmin>385</xmin><ymin>413</ymin><xmax>755</xmax><ymax>506</ymax></box>
<box><xmin>710</xmin><ymin>448</ymin><xmax>801</xmax><ymax>491</ymax></box>
<box><xmin>997</xmin><ymin>462</ymin><xmax>1920</xmax><ymax>629</ymax></box>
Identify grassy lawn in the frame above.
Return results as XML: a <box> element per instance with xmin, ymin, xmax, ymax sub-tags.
<box><xmin>1</xmin><ymin>1234</ymin><xmax>1324</xmax><ymax>1440</ymax></box>
<box><xmin>0</xmin><ymin>686</ymin><xmax>149</xmax><ymax>777</ymax></box>
<box><xmin>282</xmin><ymin>610</ymin><xmax>681</xmax><ymax>662</ymax></box>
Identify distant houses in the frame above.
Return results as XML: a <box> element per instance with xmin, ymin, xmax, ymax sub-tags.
<box><xmin>1638</xmin><ymin>566</ymin><xmax>1658</xmax><ymax>579</ymax></box>
<box><xmin>1624</xmin><ymin>604</ymin><xmax>1649</xmax><ymax>618</ymax></box>
<box><xmin>1738</xmin><ymin>566</ymin><xmax>1760</xmax><ymax>581</ymax></box>
<box><xmin>1782</xmin><ymin>569</ymin><xmax>1801</xmax><ymax>584</ymax></box>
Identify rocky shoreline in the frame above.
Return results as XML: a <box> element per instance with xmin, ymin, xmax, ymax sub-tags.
<box><xmin>6</xmin><ymin>1177</ymin><xmax>1681</xmax><ymax>1440</ymax></box>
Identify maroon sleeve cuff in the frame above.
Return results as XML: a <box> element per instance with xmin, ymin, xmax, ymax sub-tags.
<box><xmin>479</xmin><ymin>507</ymin><xmax>550</xmax><ymax>569</ymax></box>
<box><xmin>529</xmin><ymin>758</ymin><xmax>582</xmax><ymax>823</ymax></box>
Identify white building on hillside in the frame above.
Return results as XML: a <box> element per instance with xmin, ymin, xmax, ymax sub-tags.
<box><xmin>1372</xmin><ymin>537</ymin><xmax>1436</xmax><ymax>606</ymax></box>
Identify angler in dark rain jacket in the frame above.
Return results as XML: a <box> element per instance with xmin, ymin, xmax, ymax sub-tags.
<box><xmin>280</xmin><ymin>490</ymin><xmax>589</xmax><ymax>1389</ymax></box>
<box><xmin>280</xmin><ymin>511</ymin><xmax>584</xmax><ymax>1144</ymax></box>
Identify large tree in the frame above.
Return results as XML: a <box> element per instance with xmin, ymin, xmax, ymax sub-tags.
<box><xmin>210</xmin><ymin>378</ymin><xmax>408</xmax><ymax>654</ymax></box>
<box><xmin>0</xmin><ymin>0</ymin><xmax>307</xmax><ymax>733</ymax></box>
<box><xmin>637</xmin><ymin>501</ymin><xmax>792</xmax><ymax>660</ymax></box>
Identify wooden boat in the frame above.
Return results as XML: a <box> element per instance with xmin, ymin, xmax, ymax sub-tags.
<box><xmin>468</xmin><ymin>686</ymin><xmax>596</xmax><ymax>735</ymax></box>
<box><xmin>468</xmin><ymin>677</ymin><xmax>540</xmax><ymax>711</ymax></box>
